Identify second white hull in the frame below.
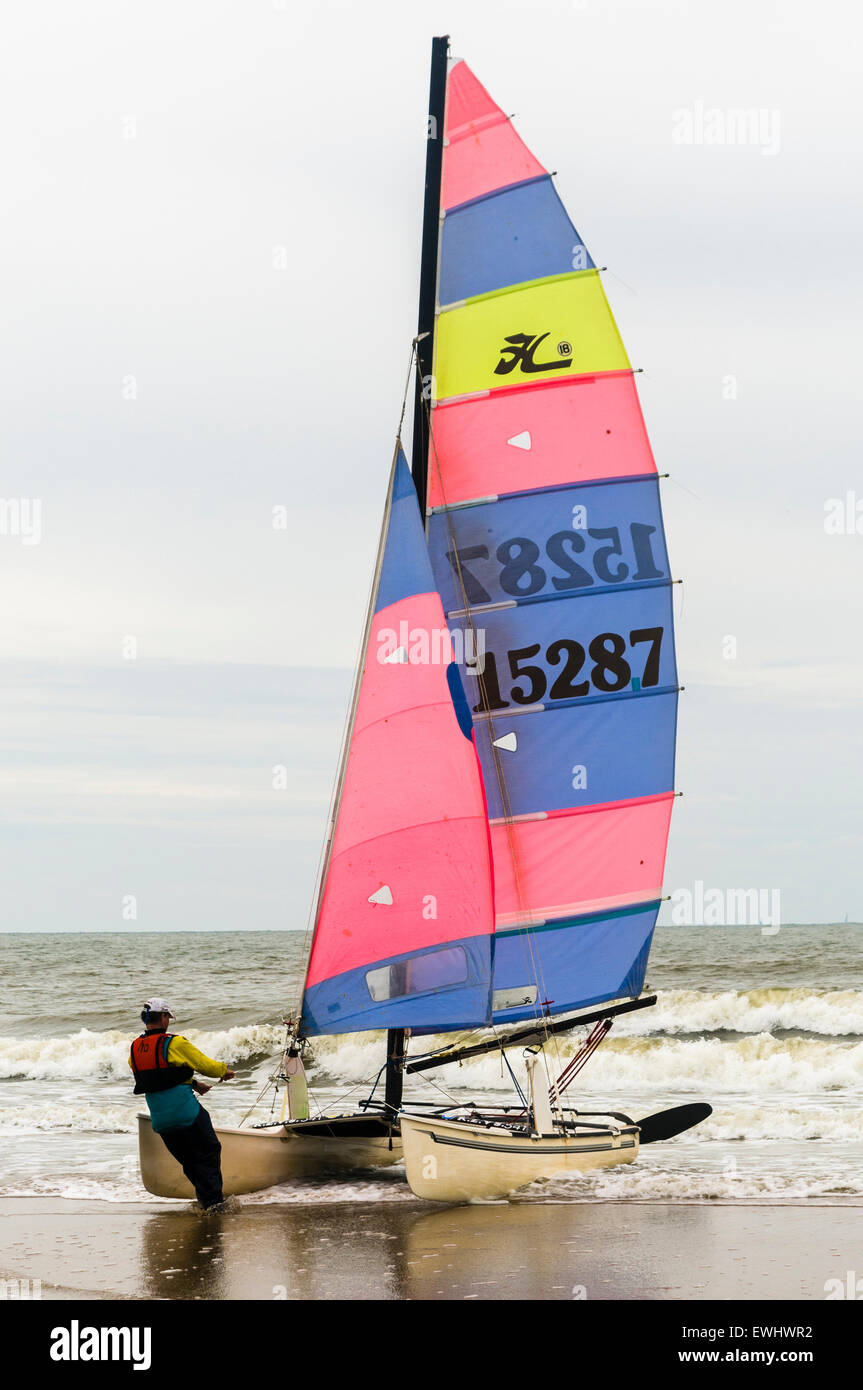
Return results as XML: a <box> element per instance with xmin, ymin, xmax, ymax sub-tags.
<box><xmin>400</xmin><ymin>1111</ymin><xmax>639</xmax><ymax>1202</ymax></box>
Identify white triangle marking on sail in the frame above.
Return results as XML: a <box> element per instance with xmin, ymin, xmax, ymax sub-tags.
<box><xmin>493</xmin><ymin>732</ymin><xmax>518</xmax><ymax>752</ymax></box>
<box><xmin>506</xmin><ymin>431</ymin><xmax>531</xmax><ymax>451</ymax></box>
<box><xmin>383</xmin><ymin>646</ymin><xmax>408</xmax><ymax>664</ymax></box>
<box><xmin>368</xmin><ymin>885</ymin><xmax>393</xmax><ymax>906</ymax></box>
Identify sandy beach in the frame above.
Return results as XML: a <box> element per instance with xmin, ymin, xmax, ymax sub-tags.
<box><xmin>2</xmin><ymin>1197</ymin><xmax>859</xmax><ymax>1302</ymax></box>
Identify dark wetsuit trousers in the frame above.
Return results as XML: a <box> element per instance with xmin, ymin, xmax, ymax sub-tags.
<box><xmin>160</xmin><ymin>1107</ymin><xmax>224</xmax><ymax>1209</ymax></box>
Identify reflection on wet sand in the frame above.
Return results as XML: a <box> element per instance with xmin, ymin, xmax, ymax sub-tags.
<box><xmin>3</xmin><ymin>1196</ymin><xmax>856</xmax><ymax>1301</ymax></box>
<box><xmin>139</xmin><ymin>1200</ymin><xmax>406</xmax><ymax>1301</ymax></box>
<box><xmin>137</xmin><ymin>1198</ymin><xmax>722</xmax><ymax>1300</ymax></box>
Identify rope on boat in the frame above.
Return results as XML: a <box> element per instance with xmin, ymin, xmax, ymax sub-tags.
<box><xmin>549</xmin><ymin>1019</ymin><xmax>613</xmax><ymax>1102</ymax></box>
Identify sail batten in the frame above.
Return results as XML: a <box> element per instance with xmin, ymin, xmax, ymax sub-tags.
<box><xmin>425</xmin><ymin>59</ymin><xmax>679</xmax><ymax>1024</ymax></box>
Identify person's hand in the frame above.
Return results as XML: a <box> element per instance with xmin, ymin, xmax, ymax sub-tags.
<box><xmin>194</xmin><ymin>1082</ymin><xmax>212</xmax><ymax>1095</ymax></box>
<box><xmin>221</xmin><ymin>1069</ymin><xmax>236</xmax><ymax>1082</ymax></box>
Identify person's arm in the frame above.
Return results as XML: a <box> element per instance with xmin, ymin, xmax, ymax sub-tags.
<box><xmin>166</xmin><ymin>1035</ymin><xmax>233</xmax><ymax>1080</ymax></box>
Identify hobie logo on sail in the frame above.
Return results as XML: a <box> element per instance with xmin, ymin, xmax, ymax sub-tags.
<box><xmin>494</xmin><ymin>332</ymin><xmax>572</xmax><ymax>376</ymax></box>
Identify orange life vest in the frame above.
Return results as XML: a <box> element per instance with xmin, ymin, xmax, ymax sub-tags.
<box><xmin>130</xmin><ymin>1030</ymin><xmax>194</xmax><ymax>1095</ymax></box>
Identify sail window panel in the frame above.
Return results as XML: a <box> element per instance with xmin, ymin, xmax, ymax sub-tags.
<box><xmin>302</xmin><ymin>935</ymin><xmax>492</xmax><ymax>1036</ymax></box>
<box><xmin>490</xmin><ymin>793</ymin><xmax>674</xmax><ymax>928</ymax></box>
<box><xmin>428</xmin><ymin>476</ymin><xmax>668</xmax><ymax>617</ymax></box>
<box><xmin>491</xmin><ymin>902</ymin><xmax>660</xmax><ymax>1022</ymax></box>
<box><xmin>440</xmin><ymin>176</ymin><xmax>594</xmax><ymax>306</ymax></box>
<box><xmin>433</xmin><ymin>271</ymin><xmax>629</xmax><ymax>402</ymax></box>
<box><xmin>473</xmin><ymin>690</ymin><xmax>677</xmax><ymax>820</ymax></box>
<box><xmin>366</xmin><ymin>946</ymin><xmax>468</xmax><ymax>1002</ymax></box>
<box><xmin>442</xmin><ymin>119</ymin><xmax>545</xmax><ymax>212</ymax></box>
<box><xmin>492</xmin><ymin>983</ymin><xmax>539</xmax><ymax>1012</ymax></box>
<box><xmin>427</xmin><ymin>373</ymin><xmax>656</xmax><ymax>510</ymax></box>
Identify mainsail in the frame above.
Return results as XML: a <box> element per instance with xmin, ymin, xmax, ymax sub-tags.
<box><xmin>301</xmin><ymin>449</ymin><xmax>495</xmax><ymax>1035</ymax></box>
<box><xmin>425</xmin><ymin>61</ymin><xmax>679</xmax><ymax>1024</ymax></box>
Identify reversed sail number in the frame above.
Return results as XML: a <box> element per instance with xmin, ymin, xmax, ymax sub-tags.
<box><xmin>447</xmin><ymin>523</ymin><xmax>663</xmax><ymax>606</ymax></box>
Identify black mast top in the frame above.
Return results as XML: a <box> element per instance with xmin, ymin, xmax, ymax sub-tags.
<box><xmin>385</xmin><ymin>38</ymin><xmax>449</xmax><ymax>1119</ymax></box>
<box><xmin>410</xmin><ymin>33</ymin><xmax>448</xmax><ymax>513</ymax></box>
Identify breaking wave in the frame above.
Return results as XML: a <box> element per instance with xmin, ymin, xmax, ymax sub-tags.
<box><xmin>0</xmin><ymin>1024</ymin><xmax>285</xmax><ymax>1083</ymax></box>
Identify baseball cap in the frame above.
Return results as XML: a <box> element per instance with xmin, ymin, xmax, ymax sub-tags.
<box><xmin>144</xmin><ymin>997</ymin><xmax>175</xmax><ymax>1018</ymax></box>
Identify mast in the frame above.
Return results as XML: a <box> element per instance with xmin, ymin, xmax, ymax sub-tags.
<box><xmin>384</xmin><ymin>34</ymin><xmax>449</xmax><ymax>1117</ymax></box>
<box><xmin>410</xmin><ymin>33</ymin><xmax>448</xmax><ymax>508</ymax></box>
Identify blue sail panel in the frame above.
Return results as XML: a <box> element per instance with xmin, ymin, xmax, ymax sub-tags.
<box><xmin>440</xmin><ymin>176</ymin><xmax>594</xmax><ymax>305</ymax></box>
<box><xmin>455</xmin><ymin>583</ymin><xmax>677</xmax><ymax>734</ymax></box>
<box><xmin>474</xmin><ymin>689</ymin><xmax>677</xmax><ymax>819</ymax></box>
<box><xmin>303</xmin><ymin>934</ymin><xmax>493</xmax><ymax>1036</ymax></box>
<box><xmin>428</xmin><ymin>477</ymin><xmax>669</xmax><ymax>618</ymax></box>
<box><xmin>492</xmin><ymin>903</ymin><xmax>659</xmax><ymax>1023</ymax></box>
<box><xmin>375</xmin><ymin>452</ymin><xmax>438</xmax><ymax>613</ymax></box>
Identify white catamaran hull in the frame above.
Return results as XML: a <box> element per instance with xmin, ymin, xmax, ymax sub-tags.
<box><xmin>400</xmin><ymin>1112</ymin><xmax>640</xmax><ymax>1203</ymax></box>
<box><xmin>137</xmin><ymin>1114</ymin><xmax>402</xmax><ymax>1199</ymax></box>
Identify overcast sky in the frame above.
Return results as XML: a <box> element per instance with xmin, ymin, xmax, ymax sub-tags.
<box><xmin>1</xmin><ymin>0</ymin><xmax>861</xmax><ymax>932</ymax></box>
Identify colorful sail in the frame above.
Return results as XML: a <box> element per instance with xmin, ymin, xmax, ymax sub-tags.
<box><xmin>301</xmin><ymin>450</ymin><xmax>495</xmax><ymax>1036</ymax></box>
<box><xmin>426</xmin><ymin>61</ymin><xmax>678</xmax><ymax>1023</ymax></box>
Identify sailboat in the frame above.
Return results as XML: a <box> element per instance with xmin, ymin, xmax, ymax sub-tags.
<box><xmin>138</xmin><ymin>37</ymin><xmax>709</xmax><ymax>1204</ymax></box>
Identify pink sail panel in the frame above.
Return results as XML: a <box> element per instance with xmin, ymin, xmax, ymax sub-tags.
<box><xmin>442</xmin><ymin>61</ymin><xmax>544</xmax><ymax>211</ymax></box>
<box><xmin>443</xmin><ymin>124</ymin><xmax>545</xmax><ymax>212</ymax></box>
<box><xmin>446</xmin><ymin>59</ymin><xmax>502</xmax><ymax>137</ymax></box>
<box><xmin>427</xmin><ymin>372</ymin><xmax>656</xmax><ymax>510</ymax></box>
<box><xmin>305</xmin><ymin>592</ymin><xmax>494</xmax><ymax>988</ymax></box>
<box><xmin>490</xmin><ymin>794</ymin><xmax>674</xmax><ymax>928</ymax></box>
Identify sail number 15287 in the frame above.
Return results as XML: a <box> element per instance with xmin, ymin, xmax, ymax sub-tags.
<box><xmin>470</xmin><ymin>627</ymin><xmax>664</xmax><ymax>711</ymax></box>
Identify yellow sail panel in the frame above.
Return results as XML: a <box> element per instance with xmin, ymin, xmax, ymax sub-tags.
<box><xmin>434</xmin><ymin>270</ymin><xmax>629</xmax><ymax>402</ymax></box>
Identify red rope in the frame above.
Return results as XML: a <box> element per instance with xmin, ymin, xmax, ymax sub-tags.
<box><xmin>549</xmin><ymin>1019</ymin><xmax>613</xmax><ymax>1101</ymax></box>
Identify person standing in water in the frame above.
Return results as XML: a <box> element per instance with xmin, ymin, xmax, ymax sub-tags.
<box><xmin>130</xmin><ymin>997</ymin><xmax>235</xmax><ymax>1210</ymax></box>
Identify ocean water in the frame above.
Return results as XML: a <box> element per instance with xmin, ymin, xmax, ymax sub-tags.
<box><xmin>0</xmin><ymin>926</ymin><xmax>861</xmax><ymax>1205</ymax></box>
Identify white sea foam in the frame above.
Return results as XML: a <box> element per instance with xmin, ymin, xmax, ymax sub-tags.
<box><xmin>8</xmin><ymin>1156</ymin><xmax>860</xmax><ymax>1206</ymax></box>
<box><xmin>2</xmin><ymin>1022</ymin><xmax>863</xmax><ymax>1107</ymax></box>
<box><xmin>617</xmin><ymin>988</ymin><xmax>863</xmax><ymax>1037</ymax></box>
<box><xmin>2</xmin><ymin>989</ymin><xmax>860</xmax><ymax>1085</ymax></box>
<box><xmin>0</xmin><ymin>1023</ymin><xmax>285</xmax><ymax>1082</ymax></box>
<box><xmin>520</xmin><ymin>1164</ymin><xmax>863</xmax><ymax>1203</ymax></box>
<box><xmin>423</xmin><ymin>1035</ymin><xmax>863</xmax><ymax>1098</ymax></box>
<box><xmin>1</xmin><ymin>1097</ymin><xmax>858</xmax><ymax>1143</ymax></box>
<box><xmin>0</xmin><ymin>1103</ymin><xmax>138</xmax><ymax>1134</ymax></box>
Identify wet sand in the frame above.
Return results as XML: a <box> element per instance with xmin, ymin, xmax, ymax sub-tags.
<box><xmin>1</xmin><ymin>1197</ymin><xmax>859</xmax><ymax>1300</ymax></box>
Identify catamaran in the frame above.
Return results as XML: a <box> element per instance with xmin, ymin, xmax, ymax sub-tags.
<box><xmin>138</xmin><ymin>37</ymin><xmax>709</xmax><ymax>1205</ymax></box>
